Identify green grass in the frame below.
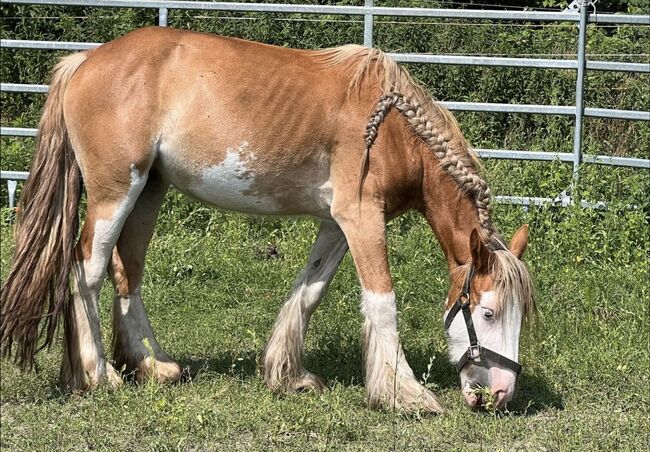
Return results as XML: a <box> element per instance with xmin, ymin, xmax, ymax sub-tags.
<box><xmin>1</xmin><ymin>195</ymin><xmax>648</xmax><ymax>450</ymax></box>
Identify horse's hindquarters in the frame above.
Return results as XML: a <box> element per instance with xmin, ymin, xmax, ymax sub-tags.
<box><xmin>61</xmin><ymin>27</ymin><xmax>376</xmax><ymax>220</ymax></box>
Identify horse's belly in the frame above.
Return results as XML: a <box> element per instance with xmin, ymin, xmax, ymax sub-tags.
<box><xmin>156</xmin><ymin>142</ymin><xmax>333</xmax><ymax>217</ymax></box>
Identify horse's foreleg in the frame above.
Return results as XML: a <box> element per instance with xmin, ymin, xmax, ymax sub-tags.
<box><xmin>334</xmin><ymin>206</ymin><xmax>444</xmax><ymax>414</ymax></box>
<box><xmin>61</xmin><ymin>166</ymin><xmax>149</xmax><ymax>391</ymax></box>
<box><xmin>108</xmin><ymin>170</ymin><xmax>181</xmax><ymax>384</ymax></box>
<box><xmin>263</xmin><ymin>221</ymin><xmax>348</xmax><ymax>392</ymax></box>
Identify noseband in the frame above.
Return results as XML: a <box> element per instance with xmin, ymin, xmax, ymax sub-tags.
<box><xmin>444</xmin><ymin>266</ymin><xmax>522</xmax><ymax>374</ymax></box>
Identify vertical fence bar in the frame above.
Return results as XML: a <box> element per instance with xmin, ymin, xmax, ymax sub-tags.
<box><xmin>364</xmin><ymin>0</ymin><xmax>374</xmax><ymax>47</ymax></box>
<box><xmin>158</xmin><ymin>7</ymin><xmax>168</xmax><ymax>26</ymax></box>
<box><xmin>7</xmin><ymin>180</ymin><xmax>17</xmax><ymax>209</ymax></box>
<box><xmin>572</xmin><ymin>1</ymin><xmax>589</xmax><ymax>187</ymax></box>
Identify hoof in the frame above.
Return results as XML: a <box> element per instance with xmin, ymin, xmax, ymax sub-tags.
<box><xmin>405</xmin><ymin>387</ymin><xmax>445</xmax><ymax>415</ymax></box>
<box><xmin>106</xmin><ymin>363</ymin><xmax>124</xmax><ymax>389</ymax></box>
<box><xmin>61</xmin><ymin>361</ymin><xmax>124</xmax><ymax>392</ymax></box>
<box><xmin>293</xmin><ymin>371</ymin><xmax>326</xmax><ymax>392</ymax></box>
<box><xmin>367</xmin><ymin>380</ymin><xmax>444</xmax><ymax>415</ymax></box>
<box><xmin>265</xmin><ymin>368</ymin><xmax>326</xmax><ymax>393</ymax></box>
<box><xmin>136</xmin><ymin>357</ymin><xmax>183</xmax><ymax>384</ymax></box>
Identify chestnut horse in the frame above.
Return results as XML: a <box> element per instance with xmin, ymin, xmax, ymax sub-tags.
<box><xmin>0</xmin><ymin>27</ymin><xmax>533</xmax><ymax>413</ymax></box>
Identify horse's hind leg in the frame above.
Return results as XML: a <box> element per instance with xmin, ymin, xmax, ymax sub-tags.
<box><xmin>263</xmin><ymin>221</ymin><xmax>348</xmax><ymax>392</ymax></box>
<box><xmin>61</xmin><ymin>164</ymin><xmax>149</xmax><ymax>391</ymax></box>
<box><xmin>108</xmin><ymin>169</ymin><xmax>181</xmax><ymax>384</ymax></box>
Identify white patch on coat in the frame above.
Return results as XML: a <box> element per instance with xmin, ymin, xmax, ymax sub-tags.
<box><xmin>157</xmin><ymin>138</ymin><xmax>333</xmax><ymax>217</ymax></box>
<box><xmin>192</xmin><ymin>144</ymin><xmax>279</xmax><ymax>213</ymax></box>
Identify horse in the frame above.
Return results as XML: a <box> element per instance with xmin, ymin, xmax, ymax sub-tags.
<box><xmin>0</xmin><ymin>27</ymin><xmax>534</xmax><ymax>414</ymax></box>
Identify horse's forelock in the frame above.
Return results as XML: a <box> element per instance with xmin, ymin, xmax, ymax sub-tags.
<box><xmin>491</xmin><ymin>249</ymin><xmax>535</xmax><ymax>321</ymax></box>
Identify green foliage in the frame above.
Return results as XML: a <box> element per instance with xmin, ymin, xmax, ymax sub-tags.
<box><xmin>1</xmin><ymin>1</ymin><xmax>648</xmax><ymax>202</ymax></box>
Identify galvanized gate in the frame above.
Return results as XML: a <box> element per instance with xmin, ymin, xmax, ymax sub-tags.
<box><xmin>1</xmin><ymin>0</ymin><xmax>649</xmax><ymax>209</ymax></box>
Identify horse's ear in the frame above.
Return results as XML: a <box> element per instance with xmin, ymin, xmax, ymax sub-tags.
<box><xmin>469</xmin><ymin>229</ymin><xmax>490</xmax><ymax>271</ymax></box>
<box><xmin>509</xmin><ymin>224</ymin><xmax>529</xmax><ymax>259</ymax></box>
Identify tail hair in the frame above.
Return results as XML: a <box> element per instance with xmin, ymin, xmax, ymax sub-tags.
<box><xmin>0</xmin><ymin>52</ymin><xmax>87</xmax><ymax>368</ymax></box>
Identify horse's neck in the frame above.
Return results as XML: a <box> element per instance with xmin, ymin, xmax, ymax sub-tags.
<box><xmin>418</xmin><ymin>155</ymin><xmax>482</xmax><ymax>270</ymax></box>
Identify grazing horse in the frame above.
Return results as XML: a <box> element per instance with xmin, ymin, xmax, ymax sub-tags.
<box><xmin>0</xmin><ymin>27</ymin><xmax>534</xmax><ymax>413</ymax></box>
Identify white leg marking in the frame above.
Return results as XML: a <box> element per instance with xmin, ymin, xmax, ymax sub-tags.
<box><xmin>264</xmin><ymin>222</ymin><xmax>347</xmax><ymax>390</ymax></box>
<box><xmin>116</xmin><ymin>287</ymin><xmax>162</xmax><ymax>358</ymax></box>
<box><xmin>362</xmin><ymin>290</ymin><xmax>443</xmax><ymax>413</ymax></box>
<box><xmin>68</xmin><ymin>166</ymin><xmax>148</xmax><ymax>386</ymax></box>
<box><xmin>113</xmin><ymin>287</ymin><xmax>181</xmax><ymax>383</ymax></box>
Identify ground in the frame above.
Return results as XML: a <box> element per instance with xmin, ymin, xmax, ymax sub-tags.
<box><xmin>0</xmin><ymin>197</ymin><xmax>648</xmax><ymax>451</ymax></box>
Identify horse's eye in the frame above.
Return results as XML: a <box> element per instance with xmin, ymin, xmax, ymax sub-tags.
<box><xmin>482</xmin><ymin>309</ymin><xmax>494</xmax><ymax>320</ymax></box>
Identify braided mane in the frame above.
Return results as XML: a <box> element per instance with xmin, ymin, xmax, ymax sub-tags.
<box><xmin>317</xmin><ymin>45</ymin><xmax>500</xmax><ymax>245</ymax></box>
<box><xmin>317</xmin><ymin>45</ymin><xmax>535</xmax><ymax>318</ymax></box>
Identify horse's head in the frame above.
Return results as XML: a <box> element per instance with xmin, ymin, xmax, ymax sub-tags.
<box><xmin>444</xmin><ymin>225</ymin><xmax>533</xmax><ymax>410</ymax></box>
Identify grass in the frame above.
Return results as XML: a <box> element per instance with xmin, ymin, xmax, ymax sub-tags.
<box><xmin>0</xmin><ymin>194</ymin><xmax>648</xmax><ymax>451</ymax></box>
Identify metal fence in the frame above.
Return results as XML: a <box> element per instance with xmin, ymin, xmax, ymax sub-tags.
<box><xmin>1</xmin><ymin>0</ymin><xmax>649</xmax><ymax>208</ymax></box>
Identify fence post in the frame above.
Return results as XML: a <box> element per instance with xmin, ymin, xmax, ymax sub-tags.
<box><xmin>572</xmin><ymin>1</ymin><xmax>589</xmax><ymax>188</ymax></box>
<box><xmin>158</xmin><ymin>7</ymin><xmax>168</xmax><ymax>27</ymax></box>
<box><xmin>364</xmin><ymin>0</ymin><xmax>374</xmax><ymax>47</ymax></box>
<box><xmin>7</xmin><ymin>180</ymin><xmax>17</xmax><ymax>209</ymax></box>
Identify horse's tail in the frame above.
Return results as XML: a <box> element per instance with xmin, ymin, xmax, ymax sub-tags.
<box><xmin>0</xmin><ymin>52</ymin><xmax>88</xmax><ymax>369</ymax></box>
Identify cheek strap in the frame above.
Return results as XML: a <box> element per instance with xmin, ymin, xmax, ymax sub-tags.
<box><xmin>444</xmin><ymin>266</ymin><xmax>522</xmax><ymax>375</ymax></box>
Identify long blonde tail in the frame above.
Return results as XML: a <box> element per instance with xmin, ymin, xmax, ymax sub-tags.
<box><xmin>0</xmin><ymin>52</ymin><xmax>87</xmax><ymax>368</ymax></box>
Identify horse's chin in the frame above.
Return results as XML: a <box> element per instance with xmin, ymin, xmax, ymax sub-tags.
<box><xmin>462</xmin><ymin>389</ymin><xmax>482</xmax><ymax>409</ymax></box>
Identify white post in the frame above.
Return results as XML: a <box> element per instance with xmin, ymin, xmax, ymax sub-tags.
<box><xmin>158</xmin><ymin>7</ymin><xmax>168</xmax><ymax>27</ymax></box>
<box><xmin>364</xmin><ymin>0</ymin><xmax>374</xmax><ymax>47</ymax></box>
<box><xmin>572</xmin><ymin>1</ymin><xmax>589</xmax><ymax>187</ymax></box>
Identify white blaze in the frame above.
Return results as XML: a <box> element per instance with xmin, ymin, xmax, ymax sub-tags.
<box><xmin>444</xmin><ymin>289</ymin><xmax>522</xmax><ymax>405</ymax></box>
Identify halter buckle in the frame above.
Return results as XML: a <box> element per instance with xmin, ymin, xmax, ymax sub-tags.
<box><xmin>468</xmin><ymin>345</ymin><xmax>481</xmax><ymax>361</ymax></box>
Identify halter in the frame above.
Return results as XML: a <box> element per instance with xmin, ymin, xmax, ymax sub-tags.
<box><xmin>444</xmin><ymin>266</ymin><xmax>522</xmax><ymax>374</ymax></box>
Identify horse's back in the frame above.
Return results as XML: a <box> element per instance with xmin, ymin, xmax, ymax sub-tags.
<box><xmin>63</xmin><ymin>28</ymin><xmax>371</xmax><ymax>217</ymax></box>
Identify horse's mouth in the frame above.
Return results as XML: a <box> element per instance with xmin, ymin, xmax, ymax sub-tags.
<box><xmin>463</xmin><ymin>389</ymin><xmax>483</xmax><ymax>409</ymax></box>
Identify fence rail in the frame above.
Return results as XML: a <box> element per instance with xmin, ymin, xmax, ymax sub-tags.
<box><xmin>1</xmin><ymin>0</ymin><xmax>649</xmax><ymax>209</ymax></box>
<box><xmin>4</xmin><ymin>39</ymin><xmax>650</xmax><ymax>73</ymax></box>
<box><xmin>4</xmin><ymin>0</ymin><xmax>650</xmax><ymax>24</ymax></box>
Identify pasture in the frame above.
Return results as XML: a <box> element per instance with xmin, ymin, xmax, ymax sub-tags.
<box><xmin>1</xmin><ymin>1</ymin><xmax>649</xmax><ymax>450</ymax></box>
<box><xmin>1</xmin><ymin>184</ymin><xmax>648</xmax><ymax>450</ymax></box>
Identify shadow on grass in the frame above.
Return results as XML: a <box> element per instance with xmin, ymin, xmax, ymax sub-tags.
<box><xmin>177</xmin><ymin>351</ymin><xmax>259</xmax><ymax>382</ymax></box>
<box><xmin>176</xmin><ymin>344</ymin><xmax>563</xmax><ymax>417</ymax></box>
<box><xmin>177</xmin><ymin>342</ymin><xmax>458</xmax><ymax>389</ymax></box>
<box><xmin>508</xmin><ymin>372</ymin><xmax>564</xmax><ymax>415</ymax></box>
<box><xmin>1</xmin><ymin>337</ymin><xmax>562</xmax><ymax>416</ymax></box>
<box><xmin>307</xmin><ymin>342</ymin><xmax>461</xmax><ymax>390</ymax></box>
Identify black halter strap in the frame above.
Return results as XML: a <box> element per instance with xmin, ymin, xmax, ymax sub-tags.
<box><xmin>444</xmin><ymin>265</ymin><xmax>522</xmax><ymax>375</ymax></box>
